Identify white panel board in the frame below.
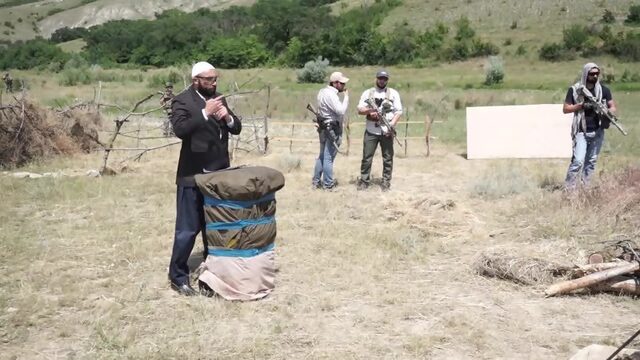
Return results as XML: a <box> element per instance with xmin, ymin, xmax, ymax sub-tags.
<box><xmin>466</xmin><ymin>104</ymin><xmax>573</xmax><ymax>159</ymax></box>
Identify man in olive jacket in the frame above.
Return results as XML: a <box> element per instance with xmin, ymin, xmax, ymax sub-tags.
<box><xmin>168</xmin><ymin>61</ymin><xmax>242</xmax><ymax>296</ymax></box>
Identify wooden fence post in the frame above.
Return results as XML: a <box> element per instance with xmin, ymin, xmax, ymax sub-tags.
<box><xmin>263</xmin><ymin>85</ymin><xmax>271</xmax><ymax>154</ymax></box>
<box><xmin>425</xmin><ymin>114</ymin><xmax>434</xmax><ymax>157</ymax></box>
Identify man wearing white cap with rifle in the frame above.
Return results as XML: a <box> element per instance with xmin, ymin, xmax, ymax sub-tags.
<box><xmin>168</xmin><ymin>61</ymin><xmax>242</xmax><ymax>296</ymax></box>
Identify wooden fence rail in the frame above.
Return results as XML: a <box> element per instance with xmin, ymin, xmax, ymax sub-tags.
<box><xmin>265</xmin><ymin>115</ymin><xmax>434</xmax><ymax>156</ymax></box>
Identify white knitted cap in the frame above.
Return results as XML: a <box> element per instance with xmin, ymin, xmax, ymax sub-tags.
<box><xmin>191</xmin><ymin>61</ymin><xmax>215</xmax><ymax>78</ymax></box>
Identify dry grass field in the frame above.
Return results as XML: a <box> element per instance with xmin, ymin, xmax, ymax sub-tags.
<box><xmin>1</xmin><ymin>134</ymin><xmax>638</xmax><ymax>359</ymax></box>
<box><xmin>1</xmin><ymin>58</ymin><xmax>639</xmax><ymax>359</ymax></box>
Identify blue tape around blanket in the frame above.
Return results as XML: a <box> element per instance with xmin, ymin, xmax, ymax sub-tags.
<box><xmin>208</xmin><ymin>242</ymin><xmax>275</xmax><ymax>257</ymax></box>
<box><xmin>203</xmin><ymin>192</ymin><xmax>276</xmax><ymax>209</ymax></box>
<box><xmin>206</xmin><ymin>215</ymin><xmax>275</xmax><ymax>231</ymax></box>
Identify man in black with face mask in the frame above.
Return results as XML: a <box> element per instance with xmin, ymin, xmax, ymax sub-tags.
<box><xmin>563</xmin><ymin>62</ymin><xmax>617</xmax><ymax>189</ymax></box>
<box><xmin>168</xmin><ymin>61</ymin><xmax>242</xmax><ymax>296</ymax></box>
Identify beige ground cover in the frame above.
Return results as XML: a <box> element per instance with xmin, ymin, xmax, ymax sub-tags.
<box><xmin>1</xmin><ymin>136</ymin><xmax>637</xmax><ymax>359</ymax></box>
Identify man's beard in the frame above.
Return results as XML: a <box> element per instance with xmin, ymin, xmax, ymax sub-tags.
<box><xmin>198</xmin><ymin>85</ymin><xmax>216</xmax><ymax>97</ymax></box>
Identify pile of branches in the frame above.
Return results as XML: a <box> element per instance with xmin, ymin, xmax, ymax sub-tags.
<box><xmin>475</xmin><ymin>240</ymin><xmax>640</xmax><ymax>297</ymax></box>
<box><xmin>474</xmin><ymin>252</ymin><xmax>572</xmax><ymax>286</ymax></box>
<box><xmin>0</xmin><ymin>97</ymin><xmax>101</xmax><ymax>168</ymax></box>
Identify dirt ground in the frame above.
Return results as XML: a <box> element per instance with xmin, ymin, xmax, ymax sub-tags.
<box><xmin>0</xmin><ymin>137</ymin><xmax>638</xmax><ymax>359</ymax></box>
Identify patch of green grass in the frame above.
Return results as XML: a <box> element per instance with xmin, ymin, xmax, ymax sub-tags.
<box><xmin>57</xmin><ymin>38</ymin><xmax>85</xmax><ymax>53</ymax></box>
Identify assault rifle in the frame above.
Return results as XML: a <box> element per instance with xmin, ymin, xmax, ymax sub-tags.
<box><xmin>305</xmin><ymin>103</ymin><xmax>342</xmax><ymax>153</ymax></box>
<box><xmin>363</xmin><ymin>98</ymin><xmax>402</xmax><ymax>146</ymax></box>
<box><xmin>578</xmin><ymin>86</ymin><xmax>628</xmax><ymax>136</ymax></box>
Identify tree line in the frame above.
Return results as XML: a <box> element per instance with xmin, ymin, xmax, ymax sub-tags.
<box><xmin>0</xmin><ymin>0</ymin><xmax>638</xmax><ymax>71</ymax></box>
<box><xmin>0</xmin><ymin>0</ymin><xmax>500</xmax><ymax>70</ymax></box>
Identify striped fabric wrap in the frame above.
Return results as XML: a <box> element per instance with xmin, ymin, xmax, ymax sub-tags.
<box><xmin>194</xmin><ymin>166</ymin><xmax>286</xmax><ymax>252</ymax></box>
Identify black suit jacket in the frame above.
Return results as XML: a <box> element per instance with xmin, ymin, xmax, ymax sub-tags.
<box><xmin>171</xmin><ymin>86</ymin><xmax>242</xmax><ymax>186</ymax></box>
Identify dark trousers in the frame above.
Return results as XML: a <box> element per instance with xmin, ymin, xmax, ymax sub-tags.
<box><xmin>168</xmin><ymin>186</ymin><xmax>206</xmax><ymax>285</ymax></box>
<box><xmin>359</xmin><ymin>130</ymin><xmax>394</xmax><ymax>183</ymax></box>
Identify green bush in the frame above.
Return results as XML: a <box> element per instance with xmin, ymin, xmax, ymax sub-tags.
<box><xmin>484</xmin><ymin>56</ymin><xmax>504</xmax><ymax>85</ymax></box>
<box><xmin>454</xmin><ymin>16</ymin><xmax>475</xmax><ymax>41</ymax></box>
<box><xmin>443</xmin><ymin>41</ymin><xmax>471</xmax><ymax>61</ymax></box>
<box><xmin>297</xmin><ymin>56</ymin><xmax>329</xmax><ymax>84</ymax></box>
<box><xmin>601</xmin><ymin>9</ymin><xmax>616</xmax><ymax>24</ymax></box>
<box><xmin>563</xmin><ymin>24</ymin><xmax>589</xmax><ymax>50</ymax></box>
<box><xmin>471</xmin><ymin>39</ymin><xmax>500</xmax><ymax>56</ymax></box>
<box><xmin>147</xmin><ymin>70</ymin><xmax>184</xmax><ymax>88</ymax></box>
<box><xmin>602</xmin><ymin>30</ymin><xmax>640</xmax><ymax>61</ymax></box>
<box><xmin>59</xmin><ymin>68</ymin><xmax>92</xmax><ymax>86</ymax></box>
<box><xmin>200</xmin><ymin>35</ymin><xmax>270</xmax><ymax>69</ymax></box>
<box><xmin>620</xmin><ymin>69</ymin><xmax>640</xmax><ymax>82</ymax></box>
<box><xmin>515</xmin><ymin>44</ymin><xmax>527</xmax><ymax>56</ymax></box>
<box><xmin>51</xmin><ymin>27</ymin><xmax>88</xmax><ymax>43</ymax></box>
<box><xmin>625</xmin><ymin>5</ymin><xmax>640</xmax><ymax>25</ymax></box>
<box><xmin>0</xmin><ymin>39</ymin><xmax>69</xmax><ymax>70</ymax></box>
<box><xmin>278</xmin><ymin>37</ymin><xmax>305</xmax><ymax>67</ymax></box>
<box><xmin>539</xmin><ymin>42</ymin><xmax>568</xmax><ymax>61</ymax></box>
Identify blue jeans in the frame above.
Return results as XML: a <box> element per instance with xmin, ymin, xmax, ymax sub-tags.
<box><xmin>565</xmin><ymin>129</ymin><xmax>605</xmax><ymax>188</ymax></box>
<box><xmin>312</xmin><ymin>130</ymin><xmax>341</xmax><ymax>189</ymax></box>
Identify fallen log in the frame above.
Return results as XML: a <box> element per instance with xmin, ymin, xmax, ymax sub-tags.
<box><xmin>588</xmin><ymin>276</ymin><xmax>640</xmax><ymax>296</ymax></box>
<box><xmin>545</xmin><ymin>261</ymin><xmax>639</xmax><ymax>297</ymax></box>
<box><xmin>572</xmin><ymin>261</ymin><xmax>632</xmax><ymax>278</ymax></box>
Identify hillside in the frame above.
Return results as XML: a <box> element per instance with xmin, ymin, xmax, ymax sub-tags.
<box><xmin>0</xmin><ymin>0</ymin><xmax>255</xmax><ymax>41</ymax></box>
<box><xmin>0</xmin><ymin>0</ymin><xmax>637</xmax><ymax>43</ymax></box>
<box><xmin>379</xmin><ymin>0</ymin><xmax>637</xmax><ymax>44</ymax></box>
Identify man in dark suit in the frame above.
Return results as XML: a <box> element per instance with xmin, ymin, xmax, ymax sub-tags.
<box><xmin>168</xmin><ymin>61</ymin><xmax>242</xmax><ymax>296</ymax></box>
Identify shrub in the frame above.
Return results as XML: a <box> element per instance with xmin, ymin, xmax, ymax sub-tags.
<box><xmin>620</xmin><ymin>69</ymin><xmax>640</xmax><ymax>82</ymax></box>
<box><xmin>601</xmin><ymin>9</ymin><xmax>615</xmax><ymax>24</ymax></box>
<box><xmin>201</xmin><ymin>35</ymin><xmax>270</xmax><ymax>69</ymax></box>
<box><xmin>563</xmin><ymin>24</ymin><xmax>589</xmax><ymax>50</ymax></box>
<box><xmin>515</xmin><ymin>44</ymin><xmax>527</xmax><ymax>56</ymax></box>
<box><xmin>59</xmin><ymin>68</ymin><xmax>92</xmax><ymax>86</ymax></box>
<box><xmin>64</xmin><ymin>54</ymin><xmax>89</xmax><ymax>70</ymax></box>
<box><xmin>147</xmin><ymin>70</ymin><xmax>183</xmax><ymax>88</ymax></box>
<box><xmin>539</xmin><ymin>42</ymin><xmax>567</xmax><ymax>61</ymax></box>
<box><xmin>454</xmin><ymin>16</ymin><xmax>475</xmax><ymax>41</ymax></box>
<box><xmin>472</xmin><ymin>39</ymin><xmax>500</xmax><ymax>56</ymax></box>
<box><xmin>605</xmin><ymin>31</ymin><xmax>640</xmax><ymax>61</ymax></box>
<box><xmin>443</xmin><ymin>41</ymin><xmax>471</xmax><ymax>61</ymax></box>
<box><xmin>51</xmin><ymin>27</ymin><xmax>88</xmax><ymax>43</ymax></box>
<box><xmin>625</xmin><ymin>5</ymin><xmax>640</xmax><ymax>25</ymax></box>
<box><xmin>484</xmin><ymin>56</ymin><xmax>504</xmax><ymax>85</ymax></box>
<box><xmin>297</xmin><ymin>56</ymin><xmax>329</xmax><ymax>84</ymax></box>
